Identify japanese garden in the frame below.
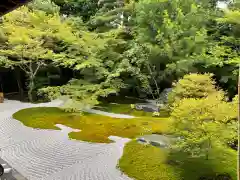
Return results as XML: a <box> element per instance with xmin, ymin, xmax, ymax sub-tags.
<box><xmin>0</xmin><ymin>0</ymin><xmax>238</xmax><ymax>179</ymax></box>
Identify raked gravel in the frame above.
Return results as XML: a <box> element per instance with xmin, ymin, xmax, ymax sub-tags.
<box><xmin>0</xmin><ymin>100</ymin><xmax>132</xmax><ymax>180</ymax></box>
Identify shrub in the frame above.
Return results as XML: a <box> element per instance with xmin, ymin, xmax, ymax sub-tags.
<box><xmin>170</xmin><ymin>92</ymin><xmax>237</xmax><ymax>159</ymax></box>
<box><xmin>168</xmin><ymin>73</ymin><xmax>221</xmax><ymax>106</ymax></box>
<box><xmin>152</xmin><ymin>112</ymin><xmax>160</xmax><ymax>117</ymax></box>
<box><xmin>130</xmin><ymin>104</ymin><xmax>135</xmax><ymax>109</ymax></box>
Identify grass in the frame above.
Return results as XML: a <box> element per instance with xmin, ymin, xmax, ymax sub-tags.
<box><xmin>13</xmin><ymin>107</ymin><xmax>169</xmax><ymax>143</ymax></box>
<box><xmin>119</xmin><ymin>141</ymin><xmax>237</xmax><ymax>180</ymax></box>
<box><xmin>94</xmin><ymin>103</ymin><xmax>170</xmax><ymax>118</ymax></box>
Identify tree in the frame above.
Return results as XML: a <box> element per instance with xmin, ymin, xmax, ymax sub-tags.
<box><xmin>135</xmin><ymin>0</ymin><xmax>211</xmax><ymax>74</ymax></box>
<box><xmin>27</xmin><ymin>0</ymin><xmax>60</xmax><ymax>14</ymax></box>
<box><xmin>52</xmin><ymin>0</ymin><xmax>99</xmax><ymax>22</ymax></box>
<box><xmin>170</xmin><ymin>92</ymin><xmax>237</xmax><ymax>160</ymax></box>
<box><xmin>119</xmin><ymin>0</ymin><xmax>214</xmax><ymax>99</ymax></box>
<box><xmin>169</xmin><ymin>73</ymin><xmax>237</xmax><ymax>159</ymax></box>
<box><xmin>195</xmin><ymin>1</ymin><xmax>240</xmax><ymax>98</ymax></box>
<box><xmin>123</xmin><ymin>42</ymin><xmax>162</xmax><ymax>99</ymax></box>
<box><xmin>217</xmin><ymin>4</ymin><xmax>240</xmax><ymax>97</ymax></box>
<box><xmin>0</xmin><ymin>7</ymin><xmax>81</xmax><ymax>101</ymax></box>
<box><xmin>88</xmin><ymin>0</ymin><xmax>133</xmax><ymax>32</ymax></box>
<box><xmin>39</xmin><ymin>28</ymin><xmax>141</xmax><ymax>108</ymax></box>
<box><xmin>41</xmin><ymin>0</ymin><xmax>157</xmax><ymax>103</ymax></box>
<box><xmin>39</xmin><ymin>77</ymin><xmax>123</xmax><ymax>110</ymax></box>
<box><xmin>130</xmin><ymin>0</ymin><xmax>239</xmax><ymax>99</ymax></box>
<box><xmin>0</xmin><ymin>0</ymin><xmax>236</xmax><ymax>107</ymax></box>
<box><xmin>168</xmin><ymin>73</ymin><xmax>221</xmax><ymax>106</ymax></box>
<box><xmin>0</xmin><ymin>36</ymin><xmax>53</xmax><ymax>102</ymax></box>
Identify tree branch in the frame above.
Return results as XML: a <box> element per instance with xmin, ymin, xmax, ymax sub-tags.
<box><xmin>147</xmin><ymin>63</ymin><xmax>160</xmax><ymax>99</ymax></box>
<box><xmin>33</xmin><ymin>61</ymin><xmax>42</xmax><ymax>77</ymax></box>
<box><xmin>19</xmin><ymin>64</ymin><xmax>28</xmax><ymax>73</ymax></box>
<box><xmin>29</xmin><ymin>61</ymin><xmax>33</xmax><ymax>74</ymax></box>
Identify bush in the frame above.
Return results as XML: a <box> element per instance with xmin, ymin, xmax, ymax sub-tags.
<box><xmin>168</xmin><ymin>73</ymin><xmax>221</xmax><ymax>106</ymax></box>
<box><xmin>152</xmin><ymin>111</ymin><xmax>160</xmax><ymax>117</ymax></box>
<box><xmin>130</xmin><ymin>104</ymin><xmax>135</xmax><ymax>109</ymax></box>
<box><xmin>170</xmin><ymin>92</ymin><xmax>237</xmax><ymax>158</ymax></box>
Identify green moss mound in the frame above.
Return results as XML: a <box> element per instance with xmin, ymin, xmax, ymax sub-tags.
<box><xmin>13</xmin><ymin>107</ymin><xmax>169</xmax><ymax>143</ymax></box>
<box><xmin>119</xmin><ymin>141</ymin><xmax>237</xmax><ymax>180</ymax></box>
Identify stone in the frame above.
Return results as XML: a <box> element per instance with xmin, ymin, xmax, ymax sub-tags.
<box><xmin>166</xmin><ymin>160</ymin><xmax>180</xmax><ymax>166</ymax></box>
<box><xmin>216</xmin><ymin>173</ymin><xmax>232</xmax><ymax>180</ymax></box>
<box><xmin>135</xmin><ymin>103</ymin><xmax>159</xmax><ymax>112</ymax></box>
<box><xmin>138</xmin><ymin>134</ymin><xmax>174</xmax><ymax>149</ymax></box>
<box><xmin>158</xmin><ymin>88</ymin><xmax>172</xmax><ymax>104</ymax></box>
<box><xmin>134</xmin><ymin>88</ymin><xmax>172</xmax><ymax>113</ymax></box>
<box><xmin>149</xmin><ymin>141</ymin><xmax>162</xmax><ymax>147</ymax></box>
<box><xmin>137</xmin><ymin>138</ymin><xmax>147</xmax><ymax>143</ymax></box>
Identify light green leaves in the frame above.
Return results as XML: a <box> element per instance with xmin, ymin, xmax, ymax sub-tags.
<box><xmin>170</xmin><ymin>73</ymin><xmax>237</xmax><ymax>159</ymax></box>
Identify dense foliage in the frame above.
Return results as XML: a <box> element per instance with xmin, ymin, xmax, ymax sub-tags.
<box><xmin>169</xmin><ymin>73</ymin><xmax>237</xmax><ymax>155</ymax></box>
<box><xmin>170</xmin><ymin>93</ymin><xmax>237</xmax><ymax>158</ymax></box>
<box><xmin>168</xmin><ymin>73</ymin><xmax>219</xmax><ymax>104</ymax></box>
<box><xmin>0</xmin><ymin>0</ymin><xmax>238</xmax><ymax>104</ymax></box>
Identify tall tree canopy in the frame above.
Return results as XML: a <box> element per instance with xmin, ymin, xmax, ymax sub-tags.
<box><xmin>0</xmin><ymin>0</ymin><xmax>239</xmax><ymax>104</ymax></box>
<box><xmin>0</xmin><ymin>6</ymin><xmax>81</xmax><ymax>101</ymax></box>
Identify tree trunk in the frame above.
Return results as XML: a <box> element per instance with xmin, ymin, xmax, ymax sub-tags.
<box><xmin>147</xmin><ymin>63</ymin><xmax>160</xmax><ymax>99</ymax></box>
<box><xmin>28</xmin><ymin>77</ymin><xmax>34</xmax><ymax>102</ymax></box>
<box><xmin>205</xmin><ymin>138</ymin><xmax>211</xmax><ymax>160</ymax></box>
<box><xmin>205</xmin><ymin>151</ymin><xmax>209</xmax><ymax>160</ymax></box>
<box><xmin>238</xmin><ymin>65</ymin><xmax>240</xmax><ymax>160</ymax></box>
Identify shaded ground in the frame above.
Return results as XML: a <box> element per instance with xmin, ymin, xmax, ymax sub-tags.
<box><xmin>13</xmin><ymin>107</ymin><xmax>169</xmax><ymax>143</ymax></box>
<box><xmin>119</xmin><ymin>140</ymin><xmax>237</xmax><ymax>180</ymax></box>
